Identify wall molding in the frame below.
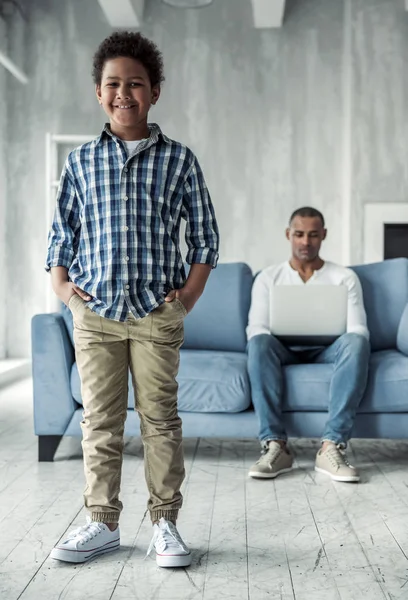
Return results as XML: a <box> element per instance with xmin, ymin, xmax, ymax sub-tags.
<box><xmin>364</xmin><ymin>203</ymin><xmax>408</xmax><ymax>264</ymax></box>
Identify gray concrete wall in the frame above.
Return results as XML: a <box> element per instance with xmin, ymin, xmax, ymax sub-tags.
<box><xmin>350</xmin><ymin>0</ymin><xmax>408</xmax><ymax>263</ymax></box>
<box><xmin>147</xmin><ymin>0</ymin><xmax>345</xmax><ymax>272</ymax></box>
<box><xmin>0</xmin><ymin>16</ymin><xmax>7</xmax><ymax>359</ymax></box>
<box><xmin>7</xmin><ymin>0</ymin><xmax>110</xmax><ymax>357</ymax></box>
<box><xmin>6</xmin><ymin>0</ymin><xmax>408</xmax><ymax>356</ymax></box>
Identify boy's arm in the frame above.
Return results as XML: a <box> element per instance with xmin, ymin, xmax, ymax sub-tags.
<box><xmin>166</xmin><ymin>155</ymin><xmax>219</xmax><ymax>312</ymax></box>
<box><xmin>165</xmin><ymin>263</ymin><xmax>212</xmax><ymax>312</ymax></box>
<box><xmin>182</xmin><ymin>155</ymin><xmax>219</xmax><ymax>268</ymax></box>
<box><xmin>46</xmin><ymin>158</ymin><xmax>89</xmax><ymax>306</ymax></box>
<box><xmin>51</xmin><ymin>266</ymin><xmax>91</xmax><ymax>306</ymax></box>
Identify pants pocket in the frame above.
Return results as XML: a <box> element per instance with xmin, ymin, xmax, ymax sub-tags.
<box><xmin>174</xmin><ymin>298</ymin><xmax>188</xmax><ymax>317</ymax></box>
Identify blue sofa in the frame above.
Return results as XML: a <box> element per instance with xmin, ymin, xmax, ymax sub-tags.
<box><xmin>32</xmin><ymin>258</ymin><xmax>408</xmax><ymax>461</ymax></box>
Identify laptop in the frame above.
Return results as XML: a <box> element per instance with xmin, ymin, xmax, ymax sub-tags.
<box><xmin>269</xmin><ymin>285</ymin><xmax>348</xmax><ymax>346</ymax></box>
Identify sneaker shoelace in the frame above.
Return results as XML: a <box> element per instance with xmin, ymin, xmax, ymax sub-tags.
<box><xmin>338</xmin><ymin>447</ymin><xmax>354</xmax><ymax>468</ymax></box>
<box><xmin>145</xmin><ymin>519</ymin><xmax>188</xmax><ymax>558</ymax></box>
<box><xmin>325</xmin><ymin>445</ymin><xmax>353</xmax><ymax>470</ymax></box>
<box><xmin>65</xmin><ymin>516</ymin><xmax>105</xmax><ymax>545</ymax></box>
<box><xmin>258</xmin><ymin>442</ymin><xmax>282</xmax><ymax>466</ymax></box>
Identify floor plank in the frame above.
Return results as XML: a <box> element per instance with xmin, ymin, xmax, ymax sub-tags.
<box><xmin>1</xmin><ymin>380</ymin><xmax>408</xmax><ymax>600</ymax></box>
<box><xmin>200</xmin><ymin>440</ymin><xmax>249</xmax><ymax>600</ymax></box>
<box><xmin>111</xmin><ymin>438</ymin><xmax>220</xmax><ymax>600</ymax></box>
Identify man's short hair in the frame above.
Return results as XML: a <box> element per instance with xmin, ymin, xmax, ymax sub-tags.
<box><xmin>92</xmin><ymin>31</ymin><xmax>165</xmax><ymax>88</ymax></box>
<box><xmin>289</xmin><ymin>207</ymin><xmax>325</xmax><ymax>228</ymax></box>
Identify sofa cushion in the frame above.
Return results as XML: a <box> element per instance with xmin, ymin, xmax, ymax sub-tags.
<box><xmin>397</xmin><ymin>303</ymin><xmax>408</xmax><ymax>356</ymax></box>
<box><xmin>282</xmin><ymin>349</ymin><xmax>408</xmax><ymax>413</ymax></box>
<box><xmin>182</xmin><ymin>263</ymin><xmax>253</xmax><ymax>352</ymax></box>
<box><xmin>359</xmin><ymin>349</ymin><xmax>408</xmax><ymax>412</ymax></box>
<box><xmin>351</xmin><ymin>258</ymin><xmax>408</xmax><ymax>351</ymax></box>
<box><xmin>71</xmin><ymin>349</ymin><xmax>251</xmax><ymax>413</ymax></box>
<box><xmin>177</xmin><ymin>350</ymin><xmax>250</xmax><ymax>412</ymax></box>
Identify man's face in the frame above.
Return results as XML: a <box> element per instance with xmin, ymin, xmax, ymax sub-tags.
<box><xmin>96</xmin><ymin>57</ymin><xmax>160</xmax><ymax>137</ymax></box>
<box><xmin>286</xmin><ymin>216</ymin><xmax>326</xmax><ymax>262</ymax></box>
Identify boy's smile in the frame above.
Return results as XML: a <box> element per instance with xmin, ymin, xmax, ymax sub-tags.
<box><xmin>96</xmin><ymin>57</ymin><xmax>160</xmax><ymax>140</ymax></box>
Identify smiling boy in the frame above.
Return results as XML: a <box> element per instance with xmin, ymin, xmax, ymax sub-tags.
<box><xmin>46</xmin><ymin>31</ymin><xmax>219</xmax><ymax>568</ymax></box>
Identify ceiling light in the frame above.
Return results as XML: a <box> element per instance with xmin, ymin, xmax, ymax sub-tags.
<box><xmin>162</xmin><ymin>0</ymin><xmax>213</xmax><ymax>7</ymax></box>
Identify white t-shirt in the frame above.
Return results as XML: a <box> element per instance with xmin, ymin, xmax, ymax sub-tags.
<box><xmin>246</xmin><ymin>261</ymin><xmax>369</xmax><ymax>341</ymax></box>
<box><xmin>123</xmin><ymin>139</ymin><xmax>145</xmax><ymax>156</ymax></box>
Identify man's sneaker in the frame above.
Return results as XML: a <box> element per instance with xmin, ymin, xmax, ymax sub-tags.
<box><xmin>315</xmin><ymin>444</ymin><xmax>360</xmax><ymax>482</ymax></box>
<box><xmin>146</xmin><ymin>518</ymin><xmax>192</xmax><ymax>568</ymax></box>
<box><xmin>50</xmin><ymin>517</ymin><xmax>120</xmax><ymax>563</ymax></box>
<box><xmin>248</xmin><ymin>441</ymin><xmax>293</xmax><ymax>479</ymax></box>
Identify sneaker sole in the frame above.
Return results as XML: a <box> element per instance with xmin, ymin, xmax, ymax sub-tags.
<box><xmin>248</xmin><ymin>466</ymin><xmax>293</xmax><ymax>479</ymax></box>
<box><xmin>50</xmin><ymin>540</ymin><xmax>120</xmax><ymax>563</ymax></box>
<box><xmin>156</xmin><ymin>552</ymin><xmax>192</xmax><ymax>568</ymax></box>
<box><xmin>314</xmin><ymin>466</ymin><xmax>360</xmax><ymax>482</ymax></box>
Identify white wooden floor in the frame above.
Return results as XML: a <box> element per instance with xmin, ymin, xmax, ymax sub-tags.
<box><xmin>1</xmin><ymin>380</ymin><xmax>408</xmax><ymax>600</ymax></box>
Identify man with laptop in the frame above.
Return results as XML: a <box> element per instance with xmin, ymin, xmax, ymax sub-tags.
<box><xmin>247</xmin><ymin>207</ymin><xmax>370</xmax><ymax>482</ymax></box>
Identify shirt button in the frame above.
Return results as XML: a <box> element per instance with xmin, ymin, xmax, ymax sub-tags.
<box><xmin>123</xmin><ymin>196</ymin><xmax>128</xmax><ymax>201</ymax></box>
<box><xmin>116</xmin><ymin>143</ymin><xmax>120</xmax><ymax>148</ymax></box>
<box><xmin>124</xmin><ymin>226</ymin><xmax>129</xmax><ymax>231</ymax></box>
<box><xmin>125</xmin><ymin>256</ymin><xmax>130</xmax><ymax>261</ymax></box>
<box><xmin>124</xmin><ymin>167</ymin><xmax>128</xmax><ymax>173</ymax></box>
<box><xmin>125</xmin><ymin>285</ymin><xmax>130</xmax><ymax>290</ymax></box>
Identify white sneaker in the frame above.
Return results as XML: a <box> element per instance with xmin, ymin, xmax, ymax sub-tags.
<box><xmin>50</xmin><ymin>517</ymin><xmax>120</xmax><ymax>563</ymax></box>
<box><xmin>146</xmin><ymin>518</ymin><xmax>192</xmax><ymax>568</ymax></box>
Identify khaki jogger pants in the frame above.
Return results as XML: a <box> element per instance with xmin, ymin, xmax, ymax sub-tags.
<box><xmin>68</xmin><ymin>293</ymin><xmax>187</xmax><ymax>524</ymax></box>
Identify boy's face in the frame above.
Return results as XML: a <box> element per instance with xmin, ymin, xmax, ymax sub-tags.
<box><xmin>96</xmin><ymin>57</ymin><xmax>160</xmax><ymax>140</ymax></box>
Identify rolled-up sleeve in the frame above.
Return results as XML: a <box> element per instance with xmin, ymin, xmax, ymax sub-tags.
<box><xmin>183</xmin><ymin>156</ymin><xmax>219</xmax><ymax>268</ymax></box>
<box><xmin>45</xmin><ymin>158</ymin><xmax>81</xmax><ymax>272</ymax></box>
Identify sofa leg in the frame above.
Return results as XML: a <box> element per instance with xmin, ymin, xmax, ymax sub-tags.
<box><xmin>38</xmin><ymin>435</ymin><xmax>63</xmax><ymax>462</ymax></box>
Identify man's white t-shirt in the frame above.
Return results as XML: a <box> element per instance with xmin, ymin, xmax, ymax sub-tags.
<box><xmin>246</xmin><ymin>261</ymin><xmax>369</xmax><ymax>341</ymax></box>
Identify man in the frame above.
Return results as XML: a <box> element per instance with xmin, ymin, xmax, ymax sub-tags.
<box><xmin>247</xmin><ymin>207</ymin><xmax>370</xmax><ymax>482</ymax></box>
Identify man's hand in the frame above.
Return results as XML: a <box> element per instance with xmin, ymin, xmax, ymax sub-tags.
<box><xmin>55</xmin><ymin>281</ymin><xmax>92</xmax><ymax>307</ymax></box>
<box><xmin>164</xmin><ymin>288</ymin><xmax>197</xmax><ymax>314</ymax></box>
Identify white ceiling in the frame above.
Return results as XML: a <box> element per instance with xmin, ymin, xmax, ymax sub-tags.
<box><xmin>251</xmin><ymin>0</ymin><xmax>286</xmax><ymax>28</ymax></box>
<box><xmin>97</xmin><ymin>0</ymin><xmax>287</xmax><ymax>29</ymax></box>
<box><xmin>97</xmin><ymin>0</ymin><xmax>145</xmax><ymax>28</ymax></box>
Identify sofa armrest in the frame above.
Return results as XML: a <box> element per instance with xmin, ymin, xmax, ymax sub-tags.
<box><xmin>31</xmin><ymin>313</ymin><xmax>77</xmax><ymax>435</ymax></box>
<box><xmin>397</xmin><ymin>303</ymin><xmax>408</xmax><ymax>356</ymax></box>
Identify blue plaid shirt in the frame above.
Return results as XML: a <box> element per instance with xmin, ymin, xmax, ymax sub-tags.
<box><xmin>46</xmin><ymin>123</ymin><xmax>219</xmax><ymax>321</ymax></box>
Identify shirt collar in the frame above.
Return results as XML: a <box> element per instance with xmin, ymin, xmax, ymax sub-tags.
<box><xmin>95</xmin><ymin>122</ymin><xmax>170</xmax><ymax>146</ymax></box>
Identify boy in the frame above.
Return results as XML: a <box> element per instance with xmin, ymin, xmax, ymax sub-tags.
<box><xmin>46</xmin><ymin>31</ymin><xmax>219</xmax><ymax>568</ymax></box>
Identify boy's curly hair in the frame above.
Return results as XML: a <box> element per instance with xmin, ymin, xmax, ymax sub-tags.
<box><xmin>92</xmin><ymin>31</ymin><xmax>165</xmax><ymax>87</ymax></box>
